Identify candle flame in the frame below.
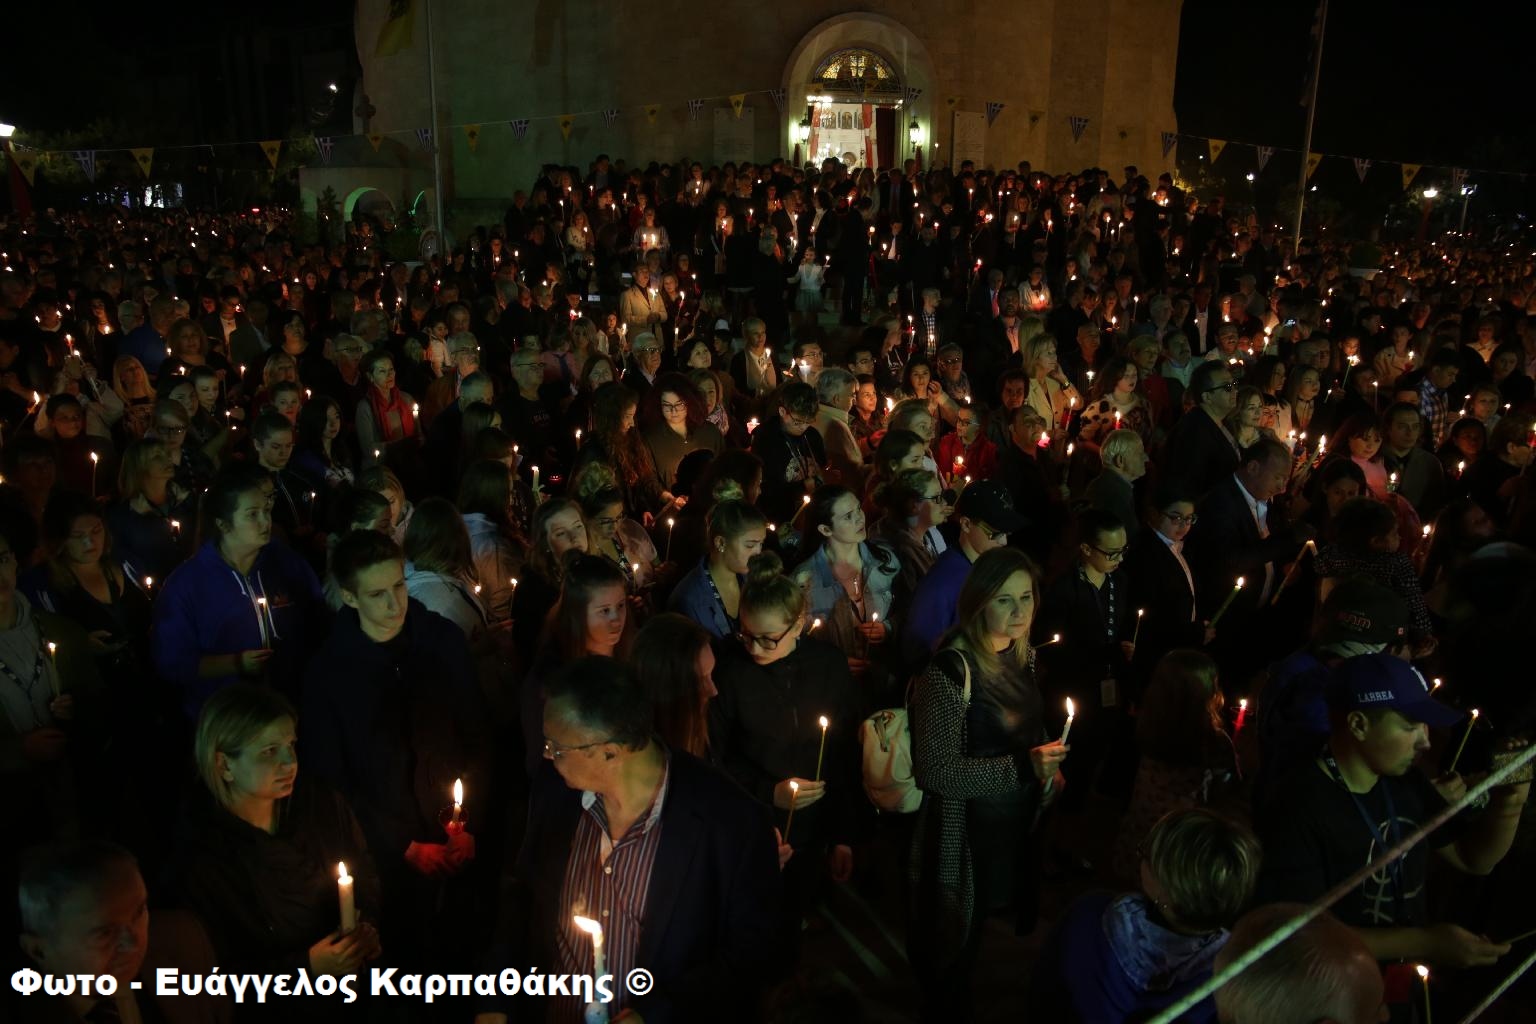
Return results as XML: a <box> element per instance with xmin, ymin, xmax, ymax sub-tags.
<box><xmin>452</xmin><ymin>778</ymin><xmax>463</xmax><ymax>807</ymax></box>
<box><xmin>1235</xmin><ymin>577</ymin><xmax>1246</xmax><ymax>589</ymax></box>
<box><xmin>1137</xmin><ymin>608</ymin><xmax>1145</xmax><ymax>618</ymax></box>
<box><xmin>1065</xmin><ymin>697</ymin><xmax>1075</xmax><ymax>719</ymax></box>
<box><xmin>667</xmin><ymin>517</ymin><xmax>675</xmax><ymax>528</ymax></box>
<box><xmin>47</xmin><ymin>642</ymin><xmax>56</xmax><ymax>655</ymax></box>
<box><xmin>819</xmin><ymin>715</ymin><xmax>829</xmax><ymax>729</ymax></box>
<box><xmin>573</xmin><ymin>915</ymin><xmax>603</xmax><ymax>939</ymax></box>
<box><xmin>1239</xmin><ymin>699</ymin><xmax>1249</xmax><ymax>711</ymax></box>
<box><xmin>338</xmin><ymin>861</ymin><xmax>351</xmax><ymax>884</ymax></box>
<box><xmin>1416</xmin><ymin>964</ymin><xmax>1430</xmax><ymax>981</ymax></box>
<box><xmin>1471</xmin><ymin>708</ymin><xmax>1480</xmax><ymax>719</ymax></box>
<box><xmin>1432</xmin><ymin>678</ymin><xmax>1443</xmax><ymax>691</ymax></box>
<box><xmin>90</xmin><ymin>452</ymin><xmax>99</xmax><ymax>464</ymax></box>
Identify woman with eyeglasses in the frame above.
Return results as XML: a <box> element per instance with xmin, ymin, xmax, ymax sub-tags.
<box><xmin>709</xmin><ymin>550</ymin><xmax>862</xmax><ymax>915</ymax></box>
<box><xmin>520</xmin><ymin>554</ymin><xmax>631</xmax><ymax>777</ymax></box>
<box><xmin>580</xmin><ymin>486</ymin><xmax>661</xmax><ymax>602</ymax></box>
<box><xmin>150</xmin><ymin>398</ymin><xmax>216</xmax><ymax>498</ymax></box>
<box><xmin>908</xmin><ymin>546</ymin><xmax>1065</xmax><ymax>1022</ymax></box>
<box><xmin>640</xmin><ymin>372</ymin><xmax>724</xmax><ymax>503</ymax></box>
<box><xmin>1125</xmin><ymin>482</ymin><xmax>1217</xmax><ymax>684</ymax></box>
<box><xmin>792</xmin><ymin>485</ymin><xmax>900</xmax><ymax>688</ymax></box>
<box><xmin>872</xmin><ymin>468</ymin><xmax>949</xmax><ymax>613</ymax></box>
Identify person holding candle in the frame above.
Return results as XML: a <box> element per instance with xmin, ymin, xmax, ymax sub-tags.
<box><xmin>152</xmin><ymin>464</ymin><xmax>323</xmax><ymax>718</ymax></box>
<box><xmin>751</xmin><ymin>380</ymin><xmax>828</xmax><ymax>526</ymax></box>
<box><xmin>995</xmin><ymin>404</ymin><xmax>1069</xmax><ymax>563</ymax></box>
<box><xmin>1255</xmin><ymin>653</ymin><xmax>1527</xmax><ymax>987</ymax></box>
<box><xmin>571</xmin><ymin>381</ymin><xmax>675</xmax><ymax>521</ymax></box>
<box><xmin>1078</xmin><ymin>356</ymin><xmax>1153</xmax><ymax>449</ymax></box>
<box><xmin>105</xmin><ymin>438</ymin><xmax>193</xmax><ymax>585</ymax></box>
<box><xmin>934</xmin><ymin>400</ymin><xmax>1000</xmax><ymax>485</ymax></box>
<box><xmin>1463</xmin><ymin>414</ymin><xmax>1534</xmax><ymax>531</ymax></box>
<box><xmin>301</xmin><ymin>530</ymin><xmax>485</xmax><ymax>975</ymax></box>
<box><xmin>792</xmin><ymin>485</ymin><xmax>900</xmax><ymax>686</ymax></box>
<box><xmin>457</xmin><ymin>459</ymin><xmax>527</xmax><ymax>630</ymax></box>
<box><xmin>353</xmin><ymin>350</ymin><xmax>418</xmax><ymax>475</ymax></box>
<box><xmin>40</xmin><ymin>395</ymin><xmax>116</xmax><ymax>501</ymax></box>
<box><xmin>1313</xmin><ymin>498</ymin><xmax>1436</xmax><ymax>650</ymax></box>
<box><xmin>581</xmin><ymin>485</ymin><xmax>662</xmax><ymax>601</ymax></box>
<box><xmin>250</xmin><ymin>412</ymin><xmax>320</xmax><ymax>548</ymax></box>
<box><xmin>1380</xmin><ymin>402</ymin><xmax>1446</xmax><ymax>515</ymax></box>
<box><xmin>1162</xmin><ymin>361</ymin><xmax>1242</xmax><ymax>500</ymax></box>
<box><xmin>907</xmin><ymin>546</ymin><xmax>1066</xmax><ymax>1022</ymax></box>
<box><xmin>150</xmin><ymin>397</ymin><xmax>216</xmax><ymax>500</ymax></box>
<box><xmin>174</xmin><ymin>684</ymin><xmax>383</xmax><ymax>1011</ymax></box>
<box><xmin>709</xmin><ymin>551</ymin><xmax>864</xmax><ymax>916</ymax></box>
<box><xmin>668</xmin><ymin>498</ymin><xmax>767</xmax><ymax>640</ymax></box>
<box><xmin>641</xmin><ymin>372</ymin><xmax>724</xmax><ymax>502</ymax></box>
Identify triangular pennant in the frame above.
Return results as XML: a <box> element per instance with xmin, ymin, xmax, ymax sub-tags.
<box><xmin>1451</xmin><ymin>167</ymin><xmax>1468</xmax><ymax>191</ymax></box>
<box><xmin>130</xmin><ymin>147</ymin><xmax>154</xmax><ymax>178</ymax></box>
<box><xmin>259</xmin><ymin>140</ymin><xmax>282</xmax><ymax>170</ymax></box>
<box><xmin>1207</xmin><ymin>138</ymin><xmax>1226</xmax><ymax>163</ymax></box>
<box><xmin>644</xmin><ymin>104</ymin><xmax>660</xmax><ymax>126</ymax></box>
<box><xmin>314</xmin><ymin>137</ymin><xmax>334</xmax><ymax>165</ymax></box>
<box><xmin>729</xmin><ymin>93</ymin><xmax>746</xmax><ymax>119</ymax></box>
<box><xmin>1305</xmin><ymin>152</ymin><xmax>1323</xmax><ymax>179</ymax></box>
<box><xmin>945</xmin><ymin>97</ymin><xmax>959</xmax><ymax>111</ymax></box>
<box><xmin>1028</xmin><ymin>110</ymin><xmax>1044</xmax><ymax>129</ymax></box>
<box><xmin>769</xmin><ymin>89</ymin><xmax>785</xmax><ymax>113</ymax></box>
<box><xmin>905</xmin><ymin>86</ymin><xmax>924</xmax><ymax>103</ymax></box>
<box><xmin>1255</xmin><ymin>145</ymin><xmax>1274</xmax><ymax>172</ymax></box>
<box><xmin>6</xmin><ymin>145</ymin><xmax>37</xmax><ymax>187</ymax></box>
<box><xmin>1401</xmin><ymin>163</ymin><xmax>1421</xmax><ymax>190</ymax></box>
<box><xmin>509</xmin><ymin>119</ymin><xmax>530</xmax><ymax>140</ymax></box>
<box><xmin>368</xmin><ymin>133</ymin><xmax>385</xmax><ymax>153</ymax></box>
<box><xmin>560</xmin><ymin>116</ymin><xmax>575</xmax><ymax>141</ymax></box>
<box><xmin>374</xmin><ymin>0</ymin><xmax>416</xmax><ymax>57</ymax></box>
<box><xmin>71</xmin><ymin>149</ymin><xmax>96</xmax><ymax>182</ymax></box>
<box><xmin>1353</xmin><ymin>157</ymin><xmax>1371</xmax><ymax>183</ymax></box>
<box><xmin>463</xmin><ymin>124</ymin><xmax>480</xmax><ymax>152</ymax></box>
<box><xmin>687</xmin><ymin>99</ymin><xmax>704</xmax><ymax>121</ymax></box>
<box><xmin>415</xmin><ymin>127</ymin><xmax>433</xmax><ymax>152</ymax></box>
<box><xmin>603</xmin><ymin>108</ymin><xmax>620</xmax><ymax>127</ymax></box>
<box><xmin>1161</xmin><ymin>131</ymin><xmax>1177</xmax><ymax>158</ymax></box>
<box><xmin>985</xmin><ymin>101</ymin><xmax>1005</xmax><ymax>126</ymax></box>
<box><xmin>1069</xmin><ymin>115</ymin><xmax>1089</xmax><ymax>142</ymax></box>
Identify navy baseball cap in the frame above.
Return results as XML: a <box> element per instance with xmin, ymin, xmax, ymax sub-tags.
<box><xmin>954</xmin><ymin>480</ymin><xmax>1029</xmax><ymax>534</ymax></box>
<box><xmin>1330</xmin><ymin>654</ymin><xmax>1464</xmax><ymax>728</ymax></box>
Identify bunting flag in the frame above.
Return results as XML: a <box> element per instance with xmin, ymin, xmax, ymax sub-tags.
<box><xmin>130</xmin><ymin>147</ymin><xmax>154</xmax><ymax>178</ymax></box>
<box><xmin>509</xmin><ymin>119</ymin><xmax>530</xmax><ymax>141</ymax></box>
<box><xmin>687</xmin><ymin>99</ymin><xmax>704</xmax><ymax>120</ymax></box>
<box><xmin>1305</xmin><ymin>152</ymin><xmax>1323</xmax><ymax>179</ymax></box>
<box><xmin>1207</xmin><ymin>138</ymin><xmax>1226</xmax><ymax>163</ymax></box>
<box><xmin>1069</xmin><ymin>116</ymin><xmax>1089</xmax><ymax>142</ymax></box>
<box><xmin>259</xmin><ymin>140</ymin><xmax>282</xmax><ymax>170</ymax></box>
<box><xmin>463</xmin><ymin>124</ymin><xmax>481</xmax><ymax>152</ymax></box>
<box><xmin>374</xmin><ymin>0</ymin><xmax>416</xmax><ymax>57</ymax></box>
<box><xmin>1353</xmin><ymin>157</ymin><xmax>1371</xmax><ymax>183</ymax></box>
<box><xmin>768</xmin><ymin>89</ymin><xmax>785</xmax><ymax>113</ymax></box>
<box><xmin>1255</xmin><ymin>145</ymin><xmax>1274</xmax><ymax>172</ymax></box>
<box><xmin>559</xmin><ymin>116</ymin><xmax>575</xmax><ymax>141</ymax></box>
<box><xmin>644</xmin><ymin>104</ymin><xmax>660</xmax><ymax>126</ymax></box>
<box><xmin>6</xmin><ymin>145</ymin><xmax>38</xmax><ymax>187</ymax></box>
<box><xmin>603</xmin><ymin>108</ymin><xmax>620</xmax><ymax>127</ymax></box>
<box><xmin>1029</xmin><ymin>110</ymin><xmax>1044</xmax><ymax>129</ymax></box>
<box><xmin>415</xmin><ymin>127</ymin><xmax>433</xmax><ymax>152</ymax></box>
<box><xmin>945</xmin><ymin>97</ymin><xmax>959</xmax><ymax>111</ymax></box>
<box><xmin>313</xmin><ymin>137</ymin><xmax>333</xmax><ymax>165</ymax></box>
<box><xmin>1451</xmin><ymin>167</ymin><xmax>1468</xmax><ymax>192</ymax></box>
<box><xmin>905</xmin><ymin>86</ymin><xmax>923</xmax><ymax>103</ymax></box>
<box><xmin>71</xmin><ymin>149</ymin><xmax>97</xmax><ymax>181</ymax></box>
<box><xmin>1401</xmin><ymin>163</ymin><xmax>1421</xmax><ymax>190</ymax></box>
<box><xmin>1161</xmin><ymin>131</ymin><xmax>1177</xmax><ymax>158</ymax></box>
<box><xmin>368</xmin><ymin>133</ymin><xmax>385</xmax><ymax>153</ymax></box>
<box><xmin>729</xmin><ymin>93</ymin><xmax>746</xmax><ymax>119</ymax></box>
<box><xmin>985</xmin><ymin>101</ymin><xmax>1005</xmax><ymax>126</ymax></box>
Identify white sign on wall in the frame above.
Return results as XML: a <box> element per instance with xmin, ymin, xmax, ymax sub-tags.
<box><xmin>952</xmin><ymin>110</ymin><xmax>987</xmax><ymax>169</ymax></box>
<box><xmin>714</xmin><ymin>107</ymin><xmax>755</xmax><ymax>165</ymax></box>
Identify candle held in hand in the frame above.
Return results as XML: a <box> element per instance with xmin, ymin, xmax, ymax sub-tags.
<box><xmin>1060</xmin><ymin>698</ymin><xmax>1076</xmax><ymax>745</ymax></box>
<box><xmin>1209</xmin><ymin>576</ymin><xmax>1246</xmax><ymax>628</ymax></box>
<box><xmin>337</xmin><ymin>862</ymin><xmax>357</xmax><ymax>934</ymax></box>
<box><xmin>1416</xmin><ymin>965</ymin><xmax>1432</xmax><ymax>1024</ymax></box>
<box><xmin>783</xmin><ymin>780</ymin><xmax>800</xmax><ymax>843</ymax></box>
<box><xmin>573</xmin><ymin>915</ymin><xmax>607</xmax><ymax>978</ymax></box>
<box><xmin>450</xmin><ymin>778</ymin><xmax>463</xmax><ymax>826</ymax></box>
<box><xmin>1447</xmin><ymin>709</ymin><xmax>1480</xmax><ymax>774</ymax></box>
<box><xmin>813</xmin><ymin>716</ymin><xmax>829</xmax><ymax>782</ymax></box>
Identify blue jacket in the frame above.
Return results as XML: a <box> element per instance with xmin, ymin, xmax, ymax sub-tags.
<box><xmin>901</xmin><ymin>545</ymin><xmax>973</xmax><ymax>661</ymax></box>
<box><xmin>151</xmin><ymin>540</ymin><xmax>324</xmax><ymax>718</ymax></box>
<box><xmin>667</xmin><ymin>559</ymin><xmax>735</xmax><ymax>638</ymax></box>
<box><xmin>120</xmin><ymin>323</ymin><xmax>169</xmax><ymax>376</ymax></box>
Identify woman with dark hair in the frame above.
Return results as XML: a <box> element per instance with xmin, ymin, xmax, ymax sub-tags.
<box><xmin>581</xmin><ymin>486</ymin><xmax>661</xmax><ymax>598</ymax></box>
<box><xmin>355</xmin><ymin>350</ymin><xmax>418</xmax><ymax>470</ymax></box>
<box><xmin>151</xmin><ymin>464</ymin><xmax>324</xmax><ymax>718</ymax></box>
<box><xmin>908</xmin><ymin>547</ymin><xmax>1065</xmax><ymax>1022</ymax></box>
<box><xmin>1463</xmin><ymin>414</ymin><xmax>1534</xmax><ymax>529</ymax></box>
<box><xmin>1077</xmin><ymin>355</ymin><xmax>1152</xmax><ymax>448</ymax></box>
<box><xmin>403</xmin><ymin>496</ymin><xmax>488</xmax><ymax>644</ymax></box>
<box><xmin>519</xmin><ymin>554</ymin><xmax>631</xmax><ymax>776</ymax></box>
<box><xmin>632</xmin><ymin>612</ymin><xmax>715</xmax><ymax>759</ymax></box>
<box><xmin>669</xmin><ymin>499</ymin><xmax>769</xmax><ymax>638</ymax></box>
<box><xmin>872</xmin><ymin>467</ymin><xmax>949</xmax><ymax>611</ymax></box>
<box><xmin>641</xmin><ymin>371</ymin><xmax>724</xmax><ymax>496</ymax></box>
<box><xmin>509</xmin><ymin>497</ymin><xmax>588</xmax><ymax>674</ymax></box>
<box><xmin>562</xmin><ymin>352</ymin><xmax>620</xmax><ymax>439</ymax></box>
<box><xmin>292</xmin><ymin>396</ymin><xmax>358</xmax><ymax>506</ymax></box>
<box><xmin>792</xmin><ymin>485</ymin><xmax>900</xmax><ymax>684</ymax></box>
<box><xmin>1438</xmin><ymin>416</ymin><xmax>1487</xmax><ymax>488</ymax></box>
<box><xmin>1299</xmin><ymin>457</ymin><xmax>1367</xmax><ymax>543</ymax></box>
<box><xmin>151</xmin><ymin>398</ymin><xmax>216</xmax><ymax>498</ymax></box>
<box><xmin>863</xmin><ymin>428</ymin><xmax>929</xmax><ymax>514</ymax></box>
<box><xmin>456</xmin><ymin>460</ymin><xmax>525</xmax><ymax>629</ymax></box>
<box><xmin>572</xmin><ymin>381</ymin><xmax>671</xmax><ymax>520</ymax></box>
<box><xmin>1317</xmin><ymin>411</ymin><xmax>1390</xmax><ymax>499</ymax></box>
<box><xmin>1314</xmin><ymin>496</ymin><xmax>1436</xmax><ymax>646</ymax></box>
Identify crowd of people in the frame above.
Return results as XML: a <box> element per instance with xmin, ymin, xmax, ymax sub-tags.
<box><xmin>3</xmin><ymin>148</ymin><xmax>1536</xmax><ymax>1024</ymax></box>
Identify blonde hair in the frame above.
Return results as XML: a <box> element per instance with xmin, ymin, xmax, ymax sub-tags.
<box><xmin>950</xmin><ymin>547</ymin><xmax>1040</xmax><ymax>676</ymax></box>
<box><xmin>1146</xmin><ymin>807</ymin><xmax>1261</xmax><ymax>931</ymax></box>
<box><xmin>194</xmin><ymin>684</ymin><xmax>297</xmax><ymax>811</ymax></box>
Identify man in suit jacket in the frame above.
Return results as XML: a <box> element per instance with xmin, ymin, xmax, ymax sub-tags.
<box><xmin>483</xmin><ymin>659</ymin><xmax>787</xmax><ymax>1024</ymax></box>
<box><xmin>1123</xmin><ymin>481</ymin><xmax>1212</xmax><ymax>684</ymax></box>
<box><xmin>1083</xmin><ymin>429</ymin><xmax>1148</xmax><ymax>547</ymax></box>
<box><xmin>1181</xmin><ymin>282</ymin><xmax>1217</xmax><ymax>355</ymax></box>
<box><xmin>1161</xmin><ymin>361</ymin><xmax>1242</xmax><ymax>499</ymax></box>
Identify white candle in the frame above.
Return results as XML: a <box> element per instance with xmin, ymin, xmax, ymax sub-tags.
<box><xmin>89</xmin><ymin>452</ymin><xmax>99</xmax><ymax>496</ymax></box>
<box><xmin>531</xmin><ymin>465</ymin><xmax>540</xmax><ymax>491</ymax></box>
<box><xmin>337</xmin><ymin>862</ymin><xmax>357</xmax><ymax>934</ymax></box>
<box><xmin>1061</xmin><ymin>698</ymin><xmax>1076</xmax><ymax>744</ymax></box>
<box><xmin>573</xmin><ymin>915</ymin><xmax>607</xmax><ymax>978</ymax></box>
<box><xmin>450</xmin><ymin>778</ymin><xmax>463</xmax><ymax>826</ymax></box>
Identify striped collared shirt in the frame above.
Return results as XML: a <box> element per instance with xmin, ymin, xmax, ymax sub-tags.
<box><xmin>552</xmin><ymin>749</ymin><xmax>671</xmax><ymax>1021</ymax></box>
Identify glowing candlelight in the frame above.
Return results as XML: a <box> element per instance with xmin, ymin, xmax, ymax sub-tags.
<box><xmin>1060</xmin><ymin>698</ymin><xmax>1076</xmax><ymax>745</ymax></box>
<box><xmin>89</xmin><ymin>451</ymin><xmax>99</xmax><ymax>496</ymax></box>
<box><xmin>813</xmin><ymin>716</ymin><xmax>830</xmax><ymax>782</ymax></box>
<box><xmin>1447</xmin><ymin>709</ymin><xmax>1480</xmax><ymax>774</ymax></box>
<box><xmin>573</xmin><ymin>916</ymin><xmax>607</xmax><ymax>979</ymax></box>
<box><xmin>337</xmin><ymin>862</ymin><xmax>357</xmax><ymax>935</ymax></box>
<box><xmin>783</xmin><ymin>780</ymin><xmax>800</xmax><ymax>843</ymax></box>
<box><xmin>1132</xmin><ymin>608</ymin><xmax>1144</xmax><ymax>646</ymax></box>
<box><xmin>665</xmin><ymin>517</ymin><xmax>676</xmax><ymax>562</ymax></box>
<box><xmin>1416</xmin><ymin>965</ymin><xmax>1432</xmax><ymax>1024</ymax></box>
<box><xmin>450</xmin><ymin>778</ymin><xmax>463</xmax><ymax>826</ymax></box>
<box><xmin>1209</xmin><ymin>576</ymin><xmax>1245</xmax><ymax>627</ymax></box>
<box><xmin>531</xmin><ymin>465</ymin><xmax>540</xmax><ymax>492</ymax></box>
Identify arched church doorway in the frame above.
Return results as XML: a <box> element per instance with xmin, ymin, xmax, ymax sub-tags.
<box><xmin>805</xmin><ymin>47</ymin><xmax>903</xmax><ymax>171</ymax></box>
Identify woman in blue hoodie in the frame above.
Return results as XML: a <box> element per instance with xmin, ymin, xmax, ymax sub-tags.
<box><xmin>152</xmin><ymin>463</ymin><xmax>324</xmax><ymax>719</ymax></box>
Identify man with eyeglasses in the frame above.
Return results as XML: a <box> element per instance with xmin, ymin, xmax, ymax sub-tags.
<box><xmin>1124</xmin><ymin>481</ymin><xmax>1215</xmax><ymax>680</ymax></box>
<box><xmin>479</xmin><ymin>657</ymin><xmax>785</xmax><ymax>1024</ymax></box>
<box><xmin>751</xmin><ymin>381</ymin><xmax>826</xmax><ymax>523</ymax></box>
<box><xmin>624</xmin><ymin>332</ymin><xmax>664</xmax><ymax>402</ymax></box>
<box><xmin>1163</xmin><ymin>360</ymin><xmax>1242</xmax><ymax>498</ymax></box>
<box><xmin>902</xmin><ymin>480</ymin><xmax>1026</xmax><ymax>660</ymax></box>
<box><xmin>499</xmin><ymin>346</ymin><xmax>558</xmax><ymax>470</ymax></box>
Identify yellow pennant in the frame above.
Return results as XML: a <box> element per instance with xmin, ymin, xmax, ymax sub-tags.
<box><xmin>729</xmin><ymin>93</ymin><xmax>746</xmax><ymax>119</ymax></box>
<box><xmin>1305</xmin><ymin>152</ymin><xmax>1323</xmax><ymax>179</ymax></box>
<box><xmin>259</xmin><ymin>140</ymin><xmax>282</xmax><ymax>170</ymax></box>
<box><xmin>368</xmin><ymin>134</ymin><xmax>384</xmax><ymax>153</ymax></box>
<box><xmin>463</xmin><ymin>124</ymin><xmax>481</xmax><ymax>152</ymax></box>
<box><xmin>131</xmin><ymin>148</ymin><xmax>154</xmax><ymax>178</ymax></box>
<box><xmin>7</xmin><ymin>145</ymin><xmax>37</xmax><ymax>187</ymax></box>
<box><xmin>644</xmin><ymin>104</ymin><xmax>660</xmax><ymax>126</ymax></box>
<box><xmin>560</xmin><ymin>116</ymin><xmax>575</xmax><ymax>141</ymax></box>
<box><xmin>1207</xmin><ymin>138</ymin><xmax>1226</xmax><ymax>164</ymax></box>
<box><xmin>1401</xmin><ymin>163</ymin><xmax>1421</xmax><ymax>190</ymax></box>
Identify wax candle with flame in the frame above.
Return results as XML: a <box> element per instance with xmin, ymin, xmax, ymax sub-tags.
<box><xmin>337</xmin><ymin>862</ymin><xmax>357</xmax><ymax>935</ymax></box>
<box><xmin>1209</xmin><ymin>577</ymin><xmax>1246</xmax><ymax>627</ymax></box>
<box><xmin>450</xmin><ymin>778</ymin><xmax>463</xmax><ymax>826</ymax></box>
<box><xmin>573</xmin><ymin>916</ymin><xmax>607</xmax><ymax>979</ymax></box>
<box><xmin>1060</xmin><ymin>698</ymin><xmax>1076</xmax><ymax>744</ymax></box>
<box><xmin>814</xmin><ymin>716</ymin><xmax>830</xmax><ymax>782</ymax></box>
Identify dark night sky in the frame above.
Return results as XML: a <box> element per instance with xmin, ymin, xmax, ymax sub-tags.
<box><xmin>6</xmin><ymin>1</ymin><xmax>1534</xmax><ymax>175</ymax></box>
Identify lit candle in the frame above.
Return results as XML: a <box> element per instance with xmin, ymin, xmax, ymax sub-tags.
<box><xmin>89</xmin><ymin>452</ymin><xmax>99</xmax><ymax>496</ymax></box>
<box><xmin>1416</xmin><ymin>965</ymin><xmax>1432</xmax><ymax>1024</ymax></box>
<box><xmin>665</xmin><ymin>517</ymin><xmax>676</xmax><ymax>562</ymax></box>
<box><xmin>143</xmin><ymin>576</ymin><xmax>153</xmax><ymax>592</ymax></box>
<box><xmin>573</xmin><ymin>916</ymin><xmax>607</xmax><ymax>979</ymax></box>
<box><xmin>1447</xmin><ymin>709</ymin><xmax>1480</xmax><ymax>774</ymax></box>
<box><xmin>336</xmin><ymin>862</ymin><xmax>357</xmax><ymax>936</ymax></box>
<box><xmin>1236</xmin><ymin>698</ymin><xmax>1249</xmax><ymax>733</ymax></box>
<box><xmin>450</xmin><ymin>778</ymin><xmax>463</xmax><ymax>827</ymax></box>
<box><xmin>813</xmin><ymin>715</ymin><xmax>830</xmax><ymax>782</ymax></box>
<box><xmin>1132</xmin><ymin>608</ymin><xmax>1144</xmax><ymax>646</ymax></box>
<box><xmin>747</xmin><ymin>417</ymin><xmax>760</xmax><ymax>434</ymax></box>
<box><xmin>170</xmin><ymin>519</ymin><xmax>181</xmax><ymax>539</ymax></box>
<box><xmin>783</xmin><ymin>780</ymin><xmax>801</xmax><ymax>843</ymax></box>
<box><xmin>1208</xmin><ymin>576</ymin><xmax>1246</xmax><ymax>627</ymax></box>
<box><xmin>531</xmin><ymin>465</ymin><xmax>540</xmax><ymax>492</ymax></box>
<box><xmin>1037</xmin><ymin>632</ymin><xmax>1062</xmax><ymax>648</ymax></box>
<box><xmin>809</xmin><ymin>616</ymin><xmax>822</xmax><ymax>632</ymax></box>
<box><xmin>575</xmin><ymin>428</ymin><xmax>582</xmax><ymax>444</ymax></box>
<box><xmin>1060</xmin><ymin>698</ymin><xmax>1076</xmax><ymax>744</ymax></box>
<box><xmin>789</xmin><ymin>493</ymin><xmax>811</xmax><ymax>527</ymax></box>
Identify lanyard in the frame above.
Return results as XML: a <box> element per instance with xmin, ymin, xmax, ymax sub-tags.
<box><xmin>0</xmin><ymin>620</ymin><xmax>51</xmax><ymax>729</ymax></box>
<box><xmin>703</xmin><ymin>567</ymin><xmax>739</xmax><ymax>634</ymax></box>
<box><xmin>1321</xmin><ymin>751</ymin><xmax>1404</xmax><ymax>911</ymax></box>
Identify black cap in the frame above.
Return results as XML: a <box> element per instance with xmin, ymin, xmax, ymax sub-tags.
<box><xmin>954</xmin><ymin>480</ymin><xmax>1029</xmax><ymax>534</ymax></box>
<box><xmin>1314</xmin><ymin>578</ymin><xmax>1409</xmax><ymax>648</ymax></box>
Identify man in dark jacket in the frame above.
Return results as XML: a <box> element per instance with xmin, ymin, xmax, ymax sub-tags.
<box><xmin>1162</xmin><ymin>361</ymin><xmax>1242</xmax><ymax>499</ymax></box>
<box><xmin>483</xmin><ymin>658</ymin><xmax>787</xmax><ymax>1024</ymax></box>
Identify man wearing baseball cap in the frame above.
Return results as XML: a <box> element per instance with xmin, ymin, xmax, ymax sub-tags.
<box><xmin>900</xmin><ymin>480</ymin><xmax>1027</xmax><ymax>661</ymax></box>
<box><xmin>1257</xmin><ymin>653</ymin><xmax>1528</xmax><ymax>981</ymax></box>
